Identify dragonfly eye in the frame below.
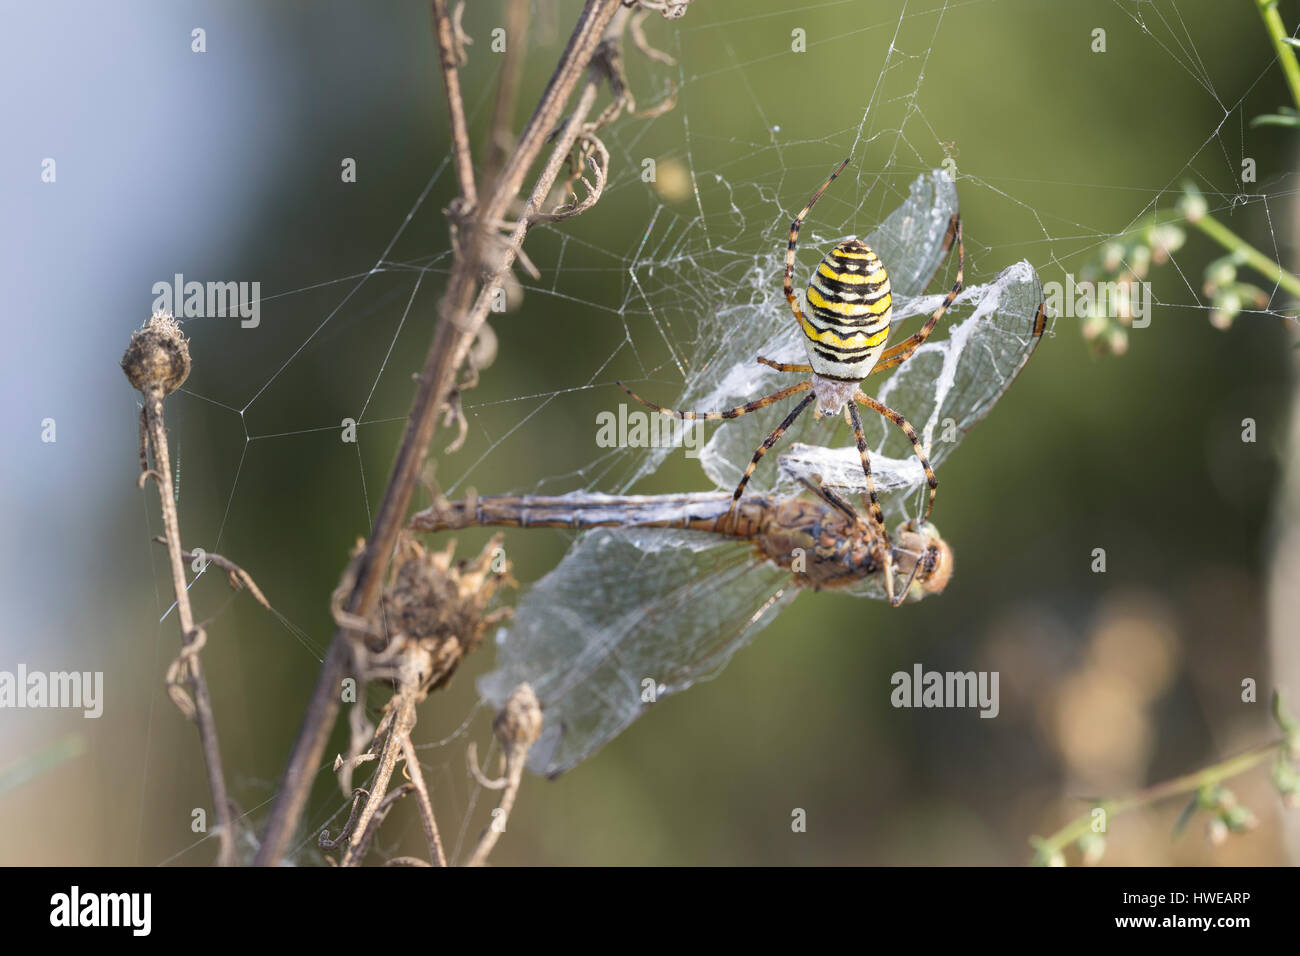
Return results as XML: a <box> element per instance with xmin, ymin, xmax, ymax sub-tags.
<box><xmin>920</xmin><ymin>536</ymin><xmax>954</xmax><ymax>594</ymax></box>
<box><xmin>894</xmin><ymin>521</ymin><xmax>953</xmax><ymax>596</ymax></box>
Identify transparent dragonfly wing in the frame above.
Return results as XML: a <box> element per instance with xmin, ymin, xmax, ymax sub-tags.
<box><xmin>665</xmin><ymin>172</ymin><xmax>1045</xmax><ymax>524</ymax></box>
<box><xmin>778</xmin><ymin>260</ymin><xmax>1046</xmax><ymax>511</ymax></box>
<box><xmin>622</xmin><ymin>169</ymin><xmax>962</xmax><ymax>493</ymax></box>
<box><xmin>478</xmin><ymin>171</ymin><xmax>1042</xmax><ymax>774</ymax></box>
<box><xmin>477</xmin><ymin>528</ymin><xmax>795</xmax><ymax>776</ymax></box>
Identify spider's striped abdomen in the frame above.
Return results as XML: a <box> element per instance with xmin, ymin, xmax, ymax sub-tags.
<box><xmin>800</xmin><ymin>238</ymin><xmax>892</xmax><ymax>381</ymax></box>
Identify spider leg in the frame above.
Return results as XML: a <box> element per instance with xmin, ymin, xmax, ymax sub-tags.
<box><xmin>756</xmin><ymin>356</ymin><xmax>813</xmax><ymax>373</ymax></box>
<box><xmin>855</xmin><ymin>391</ymin><xmax>938</xmax><ymax>521</ymax></box>
<box><xmin>806</xmin><ymin>466</ymin><xmax>925</xmax><ymax>608</ymax></box>
<box><xmin>844</xmin><ymin>400</ymin><xmax>897</xmax><ymax>605</ymax></box>
<box><xmin>726</xmin><ymin>392</ymin><xmax>816</xmax><ymax>518</ymax></box>
<box><xmin>869</xmin><ymin>216</ymin><xmax>963</xmax><ymax>376</ymax></box>
<box><xmin>617</xmin><ymin>379</ymin><xmax>811</xmax><ymax>420</ymax></box>
<box><xmin>785</xmin><ymin>158</ymin><xmax>851</xmax><ymax>329</ymax></box>
<box><xmin>795</xmin><ymin>475</ymin><xmax>863</xmax><ymax>525</ymax></box>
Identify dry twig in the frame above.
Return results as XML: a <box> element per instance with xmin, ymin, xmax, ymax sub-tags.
<box><xmin>401</xmin><ymin>735</ymin><xmax>447</xmax><ymax>866</ymax></box>
<box><xmin>122</xmin><ymin>314</ymin><xmax>236</xmax><ymax>867</ymax></box>
<box><xmin>256</xmin><ymin>0</ymin><xmax>686</xmax><ymax>865</ymax></box>
<box><xmin>467</xmin><ymin>683</ymin><xmax>543</xmax><ymax>866</ymax></box>
<box><xmin>150</xmin><ymin>538</ymin><xmax>272</xmax><ymax>610</ymax></box>
<box><xmin>334</xmin><ymin>534</ymin><xmax>511</xmax><ymax>866</ymax></box>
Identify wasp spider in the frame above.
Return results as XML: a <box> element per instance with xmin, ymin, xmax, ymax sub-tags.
<box><xmin>618</xmin><ymin>158</ymin><xmax>964</xmax><ymax>602</ymax></box>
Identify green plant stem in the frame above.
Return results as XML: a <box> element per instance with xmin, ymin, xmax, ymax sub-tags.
<box><xmin>1104</xmin><ymin>199</ymin><xmax>1300</xmax><ymax>305</ymax></box>
<box><xmin>1256</xmin><ymin>0</ymin><xmax>1300</xmax><ymax>112</ymax></box>
<box><xmin>1033</xmin><ymin>739</ymin><xmax>1283</xmax><ymax>859</ymax></box>
<box><xmin>1192</xmin><ymin>211</ymin><xmax>1300</xmax><ymax>301</ymax></box>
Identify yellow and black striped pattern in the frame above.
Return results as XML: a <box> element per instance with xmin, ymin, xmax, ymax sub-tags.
<box><xmin>800</xmin><ymin>239</ymin><xmax>893</xmax><ymax>379</ymax></box>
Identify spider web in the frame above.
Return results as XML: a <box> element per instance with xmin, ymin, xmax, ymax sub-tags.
<box><xmin>129</xmin><ymin>0</ymin><xmax>1300</xmax><ymax>863</ymax></box>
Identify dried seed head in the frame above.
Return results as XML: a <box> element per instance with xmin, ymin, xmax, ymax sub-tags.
<box><xmin>121</xmin><ymin>312</ymin><xmax>190</xmax><ymax>395</ymax></box>
<box><xmin>494</xmin><ymin>682</ymin><xmax>543</xmax><ymax>751</ymax></box>
<box><xmin>376</xmin><ymin>533</ymin><xmax>513</xmax><ymax>692</ymax></box>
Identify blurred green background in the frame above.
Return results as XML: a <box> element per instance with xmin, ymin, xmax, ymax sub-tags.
<box><xmin>1</xmin><ymin>0</ymin><xmax>1297</xmax><ymax>865</ymax></box>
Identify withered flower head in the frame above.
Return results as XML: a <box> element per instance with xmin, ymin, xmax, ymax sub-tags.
<box><xmin>121</xmin><ymin>312</ymin><xmax>191</xmax><ymax>396</ymax></box>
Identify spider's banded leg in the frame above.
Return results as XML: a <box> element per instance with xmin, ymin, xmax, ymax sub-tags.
<box><xmin>847</xmin><ymin>400</ymin><xmax>895</xmax><ymax>604</ymax></box>
<box><xmin>797</xmin><ymin>475</ymin><xmax>864</xmax><ymax>525</ymax></box>
<box><xmin>784</xmin><ymin>157</ymin><xmax>851</xmax><ymax>327</ymax></box>
<box><xmin>855</xmin><ymin>392</ymin><xmax>938</xmax><ymax>521</ymax></box>
<box><xmin>756</xmin><ymin>356</ymin><xmax>813</xmax><ymax>373</ymax></box>
<box><xmin>616</xmin><ymin>379</ymin><xmax>811</xmax><ymax>420</ymax></box>
<box><xmin>869</xmin><ymin>217</ymin><xmax>964</xmax><ymax>377</ymax></box>
<box><xmin>726</xmin><ymin>392</ymin><xmax>816</xmax><ymax>518</ymax></box>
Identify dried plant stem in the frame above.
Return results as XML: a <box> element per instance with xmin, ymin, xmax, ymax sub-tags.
<box><xmin>482</xmin><ymin>0</ymin><xmax>531</xmax><ymax>189</ymax></box>
<box><xmin>465</xmin><ymin>754</ymin><xmax>525</xmax><ymax>867</ymax></box>
<box><xmin>400</xmin><ymin>735</ymin><xmax>447</xmax><ymax>866</ymax></box>
<box><xmin>254</xmin><ymin>0</ymin><xmax>626</xmax><ymax>867</ymax></box>
<box><xmin>151</xmin><ymin>538</ymin><xmax>272</xmax><ymax>610</ymax></box>
<box><xmin>467</xmin><ymin>683</ymin><xmax>542</xmax><ymax>866</ymax></box>
<box><xmin>341</xmin><ymin>694</ymin><xmax>417</xmax><ymax>866</ymax></box>
<box><xmin>140</xmin><ymin>385</ymin><xmax>236</xmax><ymax>867</ymax></box>
<box><xmin>351</xmin><ymin>783</ymin><xmax>415</xmax><ymax>863</ymax></box>
<box><xmin>432</xmin><ymin>0</ymin><xmax>476</xmax><ymax>209</ymax></box>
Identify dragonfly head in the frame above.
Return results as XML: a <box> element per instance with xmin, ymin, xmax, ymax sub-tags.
<box><xmin>894</xmin><ymin>520</ymin><xmax>953</xmax><ymax>600</ymax></box>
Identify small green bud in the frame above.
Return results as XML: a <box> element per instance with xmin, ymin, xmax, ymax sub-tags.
<box><xmin>1148</xmin><ymin>223</ymin><xmax>1185</xmax><ymax>263</ymax></box>
<box><xmin>1179</xmin><ymin>183</ymin><xmax>1208</xmax><ymax>222</ymax></box>
<box><xmin>1204</xmin><ymin>257</ymin><xmax>1237</xmax><ymax>291</ymax></box>
<box><xmin>1077</xmin><ymin>833</ymin><xmax>1106</xmax><ymax>866</ymax></box>
<box><xmin>1222</xmin><ymin>804</ymin><xmax>1257</xmax><ymax>832</ymax></box>
<box><xmin>1102</xmin><ymin>242</ymin><xmax>1126</xmax><ymax>273</ymax></box>
<box><xmin>1209</xmin><ymin>308</ymin><xmax>1238</xmax><ymax>330</ymax></box>
<box><xmin>1108</xmin><ymin>327</ymin><xmax>1129</xmax><ymax>356</ymax></box>
<box><xmin>1081</xmin><ymin>314</ymin><xmax>1108</xmax><ymax>341</ymax></box>
<box><xmin>1129</xmin><ymin>245</ymin><xmax>1151</xmax><ymax>279</ymax></box>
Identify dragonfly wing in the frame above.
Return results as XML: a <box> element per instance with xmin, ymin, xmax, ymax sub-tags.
<box><xmin>862</xmin><ymin>169</ymin><xmax>961</xmax><ymax>305</ymax></box>
<box><xmin>478</xmin><ymin>528</ymin><xmax>795</xmax><ymax>776</ymax></box>
<box><xmin>681</xmin><ymin>169</ymin><xmax>993</xmax><ymax>509</ymax></box>
<box><xmin>621</xmin><ymin>170</ymin><xmax>960</xmax><ymax>493</ymax></box>
<box><xmin>778</xmin><ymin>259</ymin><xmax>1048</xmax><ymax>522</ymax></box>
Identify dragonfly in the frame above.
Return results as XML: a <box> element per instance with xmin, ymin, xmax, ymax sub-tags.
<box><xmin>412</xmin><ymin>485</ymin><xmax>950</xmax><ymax>777</ymax></box>
<box><xmin>418</xmin><ymin>169</ymin><xmax>1048</xmax><ymax>776</ymax></box>
<box><xmin>413</xmin><ymin>485</ymin><xmax>952</xmax><ymax>595</ymax></box>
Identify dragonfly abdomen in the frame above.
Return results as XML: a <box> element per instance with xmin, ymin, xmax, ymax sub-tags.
<box><xmin>412</xmin><ymin>492</ymin><xmax>772</xmax><ymax>538</ymax></box>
